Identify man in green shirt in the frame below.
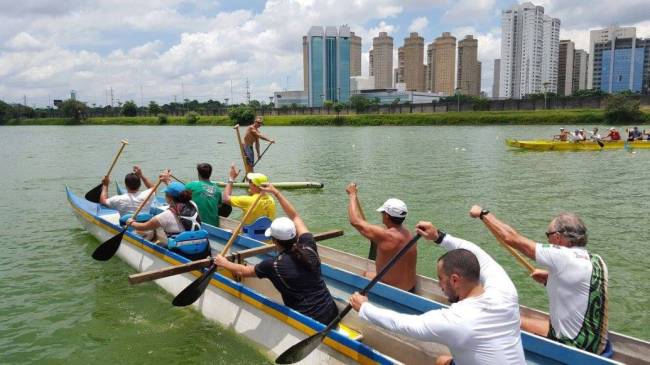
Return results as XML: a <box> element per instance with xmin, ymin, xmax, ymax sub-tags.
<box><xmin>184</xmin><ymin>163</ymin><xmax>222</xmax><ymax>227</ymax></box>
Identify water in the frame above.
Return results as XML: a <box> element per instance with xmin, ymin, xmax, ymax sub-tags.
<box><xmin>1</xmin><ymin>125</ymin><xmax>648</xmax><ymax>363</ymax></box>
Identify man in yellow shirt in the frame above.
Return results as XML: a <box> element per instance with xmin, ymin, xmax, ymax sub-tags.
<box><xmin>222</xmin><ymin>164</ymin><xmax>276</xmax><ymax>224</ymax></box>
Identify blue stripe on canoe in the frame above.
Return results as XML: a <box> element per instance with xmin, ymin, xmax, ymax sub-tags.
<box><xmin>106</xmin><ymin>185</ymin><xmax>618</xmax><ymax>364</ymax></box>
<box><xmin>67</xmin><ymin>187</ymin><xmax>395</xmax><ymax>365</ymax></box>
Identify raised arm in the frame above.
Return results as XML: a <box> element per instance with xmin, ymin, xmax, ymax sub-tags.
<box><xmin>134</xmin><ymin>165</ymin><xmax>154</xmax><ymax>189</ymax></box>
<box><xmin>221</xmin><ymin>163</ymin><xmax>239</xmax><ymax>204</ymax></box>
<box><xmin>99</xmin><ymin>175</ymin><xmax>110</xmax><ymax>206</ymax></box>
<box><xmin>260</xmin><ymin>183</ymin><xmax>308</xmax><ymax>236</ymax></box>
<box><xmin>470</xmin><ymin>205</ymin><xmax>537</xmax><ymax>259</ymax></box>
<box><xmin>346</xmin><ymin>183</ymin><xmax>386</xmax><ymax>241</ymax></box>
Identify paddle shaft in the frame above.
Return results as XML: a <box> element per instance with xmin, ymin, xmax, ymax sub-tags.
<box><xmin>131</xmin><ymin>179</ymin><xmax>164</xmax><ymax>219</ymax></box>
<box><xmin>483</xmin><ymin>223</ymin><xmax>536</xmax><ymax>274</ymax></box>
<box><xmin>252</xmin><ymin>142</ymin><xmax>273</xmax><ymax>168</ymax></box>
<box><xmin>105</xmin><ymin>140</ymin><xmax>129</xmax><ymax>177</ymax></box>
<box><xmin>128</xmin><ymin>229</ymin><xmax>344</xmax><ymax>284</ymax></box>
<box><xmin>220</xmin><ymin>193</ymin><xmax>264</xmax><ymax>256</ymax></box>
<box><xmin>233</xmin><ymin>124</ymin><xmax>252</xmax><ymax>174</ymax></box>
<box><xmin>170</xmin><ymin>174</ymin><xmax>185</xmax><ymax>184</ymax></box>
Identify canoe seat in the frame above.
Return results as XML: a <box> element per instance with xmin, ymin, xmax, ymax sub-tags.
<box><xmin>242</xmin><ymin>216</ymin><xmax>272</xmax><ymax>241</ymax></box>
<box><xmin>119</xmin><ymin>213</ymin><xmax>153</xmax><ymax>230</ymax></box>
<box><xmin>338</xmin><ymin>323</ymin><xmax>363</xmax><ymax>342</ymax></box>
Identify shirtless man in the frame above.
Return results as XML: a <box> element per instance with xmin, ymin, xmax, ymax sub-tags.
<box><xmin>346</xmin><ymin>183</ymin><xmax>417</xmax><ymax>292</ymax></box>
<box><xmin>243</xmin><ymin>116</ymin><xmax>274</xmax><ymax>172</ymax></box>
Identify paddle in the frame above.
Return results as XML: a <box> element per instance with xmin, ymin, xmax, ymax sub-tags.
<box><xmin>92</xmin><ymin>178</ymin><xmax>163</xmax><ymax>261</ymax></box>
<box><xmin>171</xmin><ymin>193</ymin><xmax>264</xmax><ymax>306</ymax></box>
<box><xmin>275</xmin><ymin>234</ymin><xmax>422</xmax><ymax>364</ymax></box>
<box><xmin>85</xmin><ymin>139</ymin><xmax>128</xmax><ymax>203</ymax></box>
<box><xmin>252</xmin><ymin>142</ymin><xmax>273</xmax><ymax>169</ymax></box>
<box><xmin>129</xmin><ymin>230</ymin><xmax>344</xmax><ymax>285</ymax></box>
<box><xmin>482</xmin><ymin>223</ymin><xmax>536</xmax><ymax>274</ymax></box>
<box><xmin>354</xmin><ymin>192</ymin><xmax>378</xmax><ymax>261</ymax></box>
<box><xmin>233</xmin><ymin>124</ymin><xmax>252</xmax><ymax>175</ymax></box>
<box><xmin>171</xmin><ymin>174</ymin><xmax>232</xmax><ymax>217</ymax></box>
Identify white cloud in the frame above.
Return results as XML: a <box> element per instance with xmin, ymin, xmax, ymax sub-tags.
<box><xmin>6</xmin><ymin>32</ymin><xmax>44</xmax><ymax>50</ymax></box>
<box><xmin>444</xmin><ymin>0</ymin><xmax>495</xmax><ymax>24</ymax></box>
<box><xmin>408</xmin><ymin>17</ymin><xmax>429</xmax><ymax>34</ymax></box>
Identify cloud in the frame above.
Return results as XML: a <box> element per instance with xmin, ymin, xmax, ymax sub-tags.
<box><xmin>535</xmin><ymin>0</ymin><xmax>650</xmax><ymax>30</ymax></box>
<box><xmin>443</xmin><ymin>0</ymin><xmax>495</xmax><ymax>24</ymax></box>
<box><xmin>6</xmin><ymin>32</ymin><xmax>44</xmax><ymax>50</ymax></box>
<box><xmin>408</xmin><ymin>17</ymin><xmax>428</xmax><ymax>34</ymax></box>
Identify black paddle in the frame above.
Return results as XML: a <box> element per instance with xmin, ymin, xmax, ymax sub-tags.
<box><xmin>242</xmin><ymin>142</ymin><xmax>274</xmax><ymax>182</ymax></box>
<box><xmin>275</xmin><ymin>233</ymin><xmax>422</xmax><ymax>364</ymax></box>
<box><xmin>85</xmin><ymin>139</ymin><xmax>128</xmax><ymax>203</ymax></box>
<box><xmin>171</xmin><ymin>193</ymin><xmax>264</xmax><ymax>306</ymax></box>
<box><xmin>92</xmin><ymin>178</ymin><xmax>163</xmax><ymax>261</ymax></box>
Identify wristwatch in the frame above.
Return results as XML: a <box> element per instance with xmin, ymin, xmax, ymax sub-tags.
<box><xmin>434</xmin><ymin>229</ymin><xmax>446</xmax><ymax>244</ymax></box>
<box><xmin>479</xmin><ymin>209</ymin><xmax>490</xmax><ymax>220</ymax></box>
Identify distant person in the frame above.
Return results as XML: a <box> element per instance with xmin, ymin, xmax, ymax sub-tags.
<box><xmin>243</xmin><ymin>116</ymin><xmax>274</xmax><ymax>172</ymax></box>
<box><xmin>579</xmin><ymin>129</ymin><xmax>587</xmax><ymax>141</ymax></box>
<box><xmin>628</xmin><ymin>126</ymin><xmax>643</xmax><ymax>141</ymax></box>
<box><xmin>553</xmin><ymin>128</ymin><xmax>569</xmax><ymax>141</ymax></box>
<box><xmin>471</xmin><ymin>205</ymin><xmax>611</xmax><ymax>356</ymax></box>
<box><xmin>222</xmin><ymin>164</ymin><xmax>276</xmax><ymax>225</ymax></box>
<box><xmin>589</xmin><ymin>128</ymin><xmax>601</xmax><ymax>141</ymax></box>
<box><xmin>100</xmin><ymin>165</ymin><xmax>154</xmax><ymax>216</ymax></box>
<box><xmin>184</xmin><ymin>163</ymin><xmax>222</xmax><ymax>227</ymax></box>
<box><xmin>346</xmin><ymin>183</ymin><xmax>416</xmax><ymax>292</ymax></box>
<box><xmin>602</xmin><ymin>128</ymin><xmax>621</xmax><ymax>141</ymax></box>
<box><xmin>349</xmin><ymin>219</ymin><xmax>526</xmax><ymax>365</ymax></box>
<box><xmin>570</xmin><ymin>129</ymin><xmax>582</xmax><ymax>142</ymax></box>
<box><xmin>214</xmin><ymin>183</ymin><xmax>339</xmax><ymax>324</ymax></box>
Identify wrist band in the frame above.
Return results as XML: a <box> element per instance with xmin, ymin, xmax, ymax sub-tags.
<box><xmin>435</xmin><ymin>230</ymin><xmax>446</xmax><ymax>244</ymax></box>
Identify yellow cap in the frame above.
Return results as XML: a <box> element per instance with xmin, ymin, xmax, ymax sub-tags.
<box><xmin>246</xmin><ymin>173</ymin><xmax>268</xmax><ymax>187</ymax></box>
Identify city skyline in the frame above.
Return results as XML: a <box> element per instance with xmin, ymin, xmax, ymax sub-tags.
<box><xmin>1</xmin><ymin>0</ymin><xmax>650</xmax><ymax>107</ymax></box>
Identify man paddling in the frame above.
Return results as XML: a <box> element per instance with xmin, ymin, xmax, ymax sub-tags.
<box><xmin>471</xmin><ymin>206</ymin><xmax>610</xmax><ymax>356</ymax></box>
<box><xmin>222</xmin><ymin>164</ymin><xmax>276</xmax><ymax>225</ymax></box>
<box><xmin>243</xmin><ymin>116</ymin><xmax>274</xmax><ymax>172</ymax></box>
<box><xmin>99</xmin><ymin>165</ymin><xmax>154</xmax><ymax>216</ymax></box>
<box><xmin>349</xmin><ymin>220</ymin><xmax>526</xmax><ymax>365</ymax></box>
<box><xmin>346</xmin><ymin>183</ymin><xmax>416</xmax><ymax>292</ymax></box>
<box><xmin>184</xmin><ymin>163</ymin><xmax>222</xmax><ymax>227</ymax></box>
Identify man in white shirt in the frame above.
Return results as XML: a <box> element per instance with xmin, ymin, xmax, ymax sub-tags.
<box><xmin>471</xmin><ymin>206</ymin><xmax>610</xmax><ymax>355</ymax></box>
<box><xmin>100</xmin><ymin>166</ymin><xmax>154</xmax><ymax>216</ymax></box>
<box><xmin>349</xmin><ymin>220</ymin><xmax>526</xmax><ymax>365</ymax></box>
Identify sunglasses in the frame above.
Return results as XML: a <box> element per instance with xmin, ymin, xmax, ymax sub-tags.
<box><xmin>545</xmin><ymin>230</ymin><xmax>562</xmax><ymax>238</ymax></box>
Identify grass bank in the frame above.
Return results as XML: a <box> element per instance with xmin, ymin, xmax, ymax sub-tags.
<box><xmin>6</xmin><ymin>109</ymin><xmax>650</xmax><ymax>126</ymax></box>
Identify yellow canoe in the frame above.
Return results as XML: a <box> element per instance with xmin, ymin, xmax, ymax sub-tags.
<box><xmin>505</xmin><ymin>139</ymin><xmax>650</xmax><ymax>151</ymax></box>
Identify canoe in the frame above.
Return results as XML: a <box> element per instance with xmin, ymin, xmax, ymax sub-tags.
<box><xmin>505</xmin><ymin>139</ymin><xmax>650</xmax><ymax>151</ymax></box>
<box><xmin>216</xmin><ymin>181</ymin><xmax>324</xmax><ymax>189</ymax></box>
<box><xmin>68</xmin><ymin>187</ymin><xmax>637</xmax><ymax>365</ymax></box>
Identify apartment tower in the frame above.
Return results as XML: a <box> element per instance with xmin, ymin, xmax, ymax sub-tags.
<box><xmin>493</xmin><ymin>59</ymin><xmax>501</xmax><ymax>98</ymax></box>
<box><xmin>350</xmin><ymin>32</ymin><xmax>362</xmax><ymax>77</ymax></box>
<box><xmin>457</xmin><ymin>35</ymin><xmax>481</xmax><ymax>96</ymax></box>
<box><xmin>431</xmin><ymin>32</ymin><xmax>457</xmax><ymax>95</ymax></box>
<box><xmin>401</xmin><ymin>32</ymin><xmax>425</xmax><ymax>91</ymax></box>
<box><xmin>558</xmin><ymin>40</ymin><xmax>575</xmax><ymax>96</ymax></box>
<box><xmin>370</xmin><ymin>32</ymin><xmax>394</xmax><ymax>89</ymax></box>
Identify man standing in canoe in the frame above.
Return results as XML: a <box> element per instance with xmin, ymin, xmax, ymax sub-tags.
<box><xmin>183</xmin><ymin>163</ymin><xmax>222</xmax><ymax>227</ymax></box>
<box><xmin>349</xmin><ymin>220</ymin><xmax>526</xmax><ymax>365</ymax></box>
<box><xmin>345</xmin><ymin>183</ymin><xmax>416</xmax><ymax>292</ymax></box>
<box><xmin>471</xmin><ymin>206</ymin><xmax>610</xmax><ymax>356</ymax></box>
<box><xmin>243</xmin><ymin>116</ymin><xmax>274</xmax><ymax>172</ymax></box>
<box><xmin>222</xmin><ymin>164</ymin><xmax>276</xmax><ymax>225</ymax></box>
<box><xmin>99</xmin><ymin>165</ymin><xmax>154</xmax><ymax>216</ymax></box>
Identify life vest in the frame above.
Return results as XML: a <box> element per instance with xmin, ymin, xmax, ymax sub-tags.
<box><xmin>168</xmin><ymin>201</ymin><xmax>210</xmax><ymax>259</ymax></box>
<box><xmin>611</xmin><ymin>131</ymin><xmax>620</xmax><ymax>140</ymax></box>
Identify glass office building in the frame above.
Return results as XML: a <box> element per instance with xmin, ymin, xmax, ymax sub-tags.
<box><xmin>593</xmin><ymin>37</ymin><xmax>648</xmax><ymax>93</ymax></box>
<box><xmin>306</xmin><ymin>26</ymin><xmax>351</xmax><ymax>107</ymax></box>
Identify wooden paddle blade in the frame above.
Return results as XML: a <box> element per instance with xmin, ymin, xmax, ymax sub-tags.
<box><xmin>172</xmin><ymin>263</ymin><xmax>217</xmax><ymax>307</ymax></box>
<box><xmin>275</xmin><ymin>330</ymin><xmax>328</xmax><ymax>364</ymax></box>
<box><xmin>92</xmin><ymin>228</ymin><xmax>126</xmax><ymax>261</ymax></box>
<box><xmin>219</xmin><ymin>203</ymin><xmax>233</xmax><ymax>218</ymax></box>
<box><xmin>85</xmin><ymin>183</ymin><xmax>103</xmax><ymax>203</ymax></box>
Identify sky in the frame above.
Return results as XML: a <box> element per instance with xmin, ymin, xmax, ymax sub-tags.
<box><xmin>1</xmin><ymin>0</ymin><xmax>649</xmax><ymax>107</ymax></box>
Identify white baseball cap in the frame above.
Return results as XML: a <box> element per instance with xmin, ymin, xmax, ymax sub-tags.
<box><xmin>264</xmin><ymin>217</ymin><xmax>297</xmax><ymax>240</ymax></box>
<box><xmin>376</xmin><ymin>198</ymin><xmax>408</xmax><ymax>218</ymax></box>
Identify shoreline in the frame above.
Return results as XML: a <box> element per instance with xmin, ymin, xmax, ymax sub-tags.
<box><xmin>3</xmin><ymin>109</ymin><xmax>649</xmax><ymax>126</ymax></box>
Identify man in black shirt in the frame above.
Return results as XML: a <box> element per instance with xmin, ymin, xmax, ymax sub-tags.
<box><xmin>214</xmin><ymin>184</ymin><xmax>338</xmax><ymax>324</ymax></box>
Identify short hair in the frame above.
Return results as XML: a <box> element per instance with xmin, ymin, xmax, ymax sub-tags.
<box><xmin>196</xmin><ymin>163</ymin><xmax>212</xmax><ymax>179</ymax></box>
<box><xmin>387</xmin><ymin>214</ymin><xmax>405</xmax><ymax>225</ymax></box>
<box><xmin>437</xmin><ymin>249</ymin><xmax>480</xmax><ymax>283</ymax></box>
<box><xmin>124</xmin><ymin>173</ymin><xmax>141</xmax><ymax>190</ymax></box>
<box><xmin>550</xmin><ymin>213</ymin><xmax>588</xmax><ymax>247</ymax></box>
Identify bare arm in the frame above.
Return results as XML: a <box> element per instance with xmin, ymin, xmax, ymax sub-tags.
<box><xmin>470</xmin><ymin>205</ymin><xmax>537</xmax><ymax>259</ymax></box>
<box><xmin>346</xmin><ymin>184</ymin><xmax>387</xmax><ymax>242</ymax></box>
<box><xmin>134</xmin><ymin>166</ymin><xmax>154</xmax><ymax>189</ymax></box>
<box><xmin>99</xmin><ymin>175</ymin><xmax>110</xmax><ymax>206</ymax></box>
<box><xmin>214</xmin><ymin>255</ymin><xmax>257</xmax><ymax>277</ymax></box>
<box><xmin>255</xmin><ymin>138</ymin><xmax>261</xmax><ymax>157</ymax></box>
<box><xmin>222</xmin><ymin>164</ymin><xmax>239</xmax><ymax>204</ymax></box>
<box><xmin>260</xmin><ymin>184</ymin><xmax>308</xmax><ymax>236</ymax></box>
<box><xmin>129</xmin><ymin>216</ymin><xmax>162</xmax><ymax>231</ymax></box>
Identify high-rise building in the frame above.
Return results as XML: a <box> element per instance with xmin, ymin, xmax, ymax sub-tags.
<box><xmin>430</xmin><ymin>32</ymin><xmax>457</xmax><ymax>95</ymax></box>
<box><xmin>572</xmin><ymin>50</ymin><xmax>589</xmax><ymax>93</ymax></box>
<box><xmin>370</xmin><ymin>32</ymin><xmax>394</xmax><ymax>89</ymax></box>
<box><xmin>395</xmin><ymin>46</ymin><xmax>405</xmax><ymax>85</ymax></box>
<box><xmin>401</xmin><ymin>32</ymin><xmax>425</xmax><ymax>91</ymax></box>
<box><xmin>350</xmin><ymin>32</ymin><xmax>362</xmax><ymax>77</ymax></box>
<box><xmin>558</xmin><ymin>40</ymin><xmax>575</xmax><ymax>96</ymax></box>
<box><xmin>303</xmin><ymin>36</ymin><xmax>309</xmax><ymax>92</ymax></box>
<box><xmin>588</xmin><ymin>26</ymin><xmax>636</xmax><ymax>89</ymax></box>
<box><xmin>493</xmin><ymin>59</ymin><xmax>501</xmax><ymax>98</ymax></box>
<box><xmin>457</xmin><ymin>35</ymin><xmax>481</xmax><ymax>96</ymax></box>
<box><xmin>425</xmin><ymin>43</ymin><xmax>434</xmax><ymax>91</ymax></box>
<box><xmin>589</xmin><ymin>27</ymin><xmax>649</xmax><ymax>94</ymax></box>
<box><xmin>499</xmin><ymin>2</ymin><xmax>560</xmax><ymax>98</ymax></box>
<box><xmin>304</xmin><ymin>25</ymin><xmax>351</xmax><ymax>107</ymax></box>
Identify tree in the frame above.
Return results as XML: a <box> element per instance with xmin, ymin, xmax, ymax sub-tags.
<box><xmin>149</xmin><ymin>101</ymin><xmax>161</xmax><ymax>115</ymax></box>
<box><xmin>323</xmin><ymin>100</ymin><xmax>334</xmax><ymax>110</ymax></box>
<box><xmin>333</xmin><ymin>102</ymin><xmax>345</xmax><ymax>117</ymax></box>
<box><xmin>59</xmin><ymin>99</ymin><xmax>87</xmax><ymax>124</ymax></box>
<box><xmin>228</xmin><ymin>105</ymin><xmax>256</xmax><ymax>125</ymax></box>
<box><xmin>604</xmin><ymin>94</ymin><xmax>642</xmax><ymax>124</ymax></box>
<box><xmin>391</xmin><ymin>98</ymin><xmax>401</xmax><ymax>106</ymax></box>
<box><xmin>249</xmin><ymin>100</ymin><xmax>261</xmax><ymax>110</ymax></box>
<box><xmin>122</xmin><ymin>100</ymin><xmax>137</xmax><ymax>117</ymax></box>
<box><xmin>0</xmin><ymin>100</ymin><xmax>12</xmax><ymax>124</ymax></box>
<box><xmin>573</xmin><ymin>89</ymin><xmax>606</xmax><ymax>98</ymax></box>
<box><xmin>186</xmin><ymin>111</ymin><xmax>200</xmax><ymax>124</ymax></box>
<box><xmin>349</xmin><ymin>94</ymin><xmax>370</xmax><ymax>113</ymax></box>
